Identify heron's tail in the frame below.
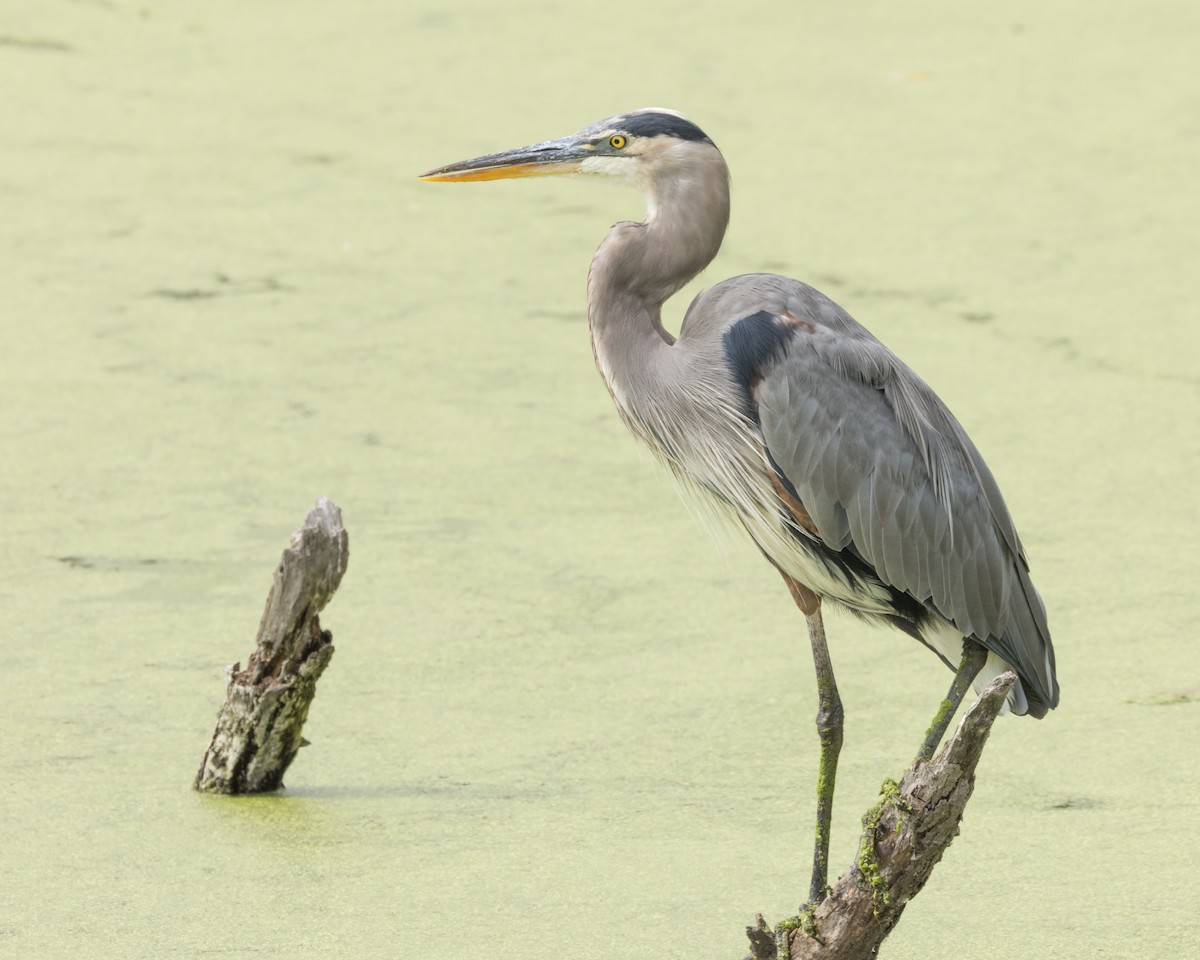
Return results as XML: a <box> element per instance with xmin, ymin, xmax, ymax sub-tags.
<box><xmin>982</xmin><ymin>562</ymin><xmax>1059</xmax><ymax>716</ymax></box>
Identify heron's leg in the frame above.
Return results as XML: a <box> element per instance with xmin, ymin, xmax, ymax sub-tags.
<box><xmin>781</xmin><ymin>574</ymin><xmax>843</xmax><ymax>906</ymax></box>
<box><xmin>917</xmin><ymin>639</ymin><xmax>989</xmax><ymax>761</ymax></box>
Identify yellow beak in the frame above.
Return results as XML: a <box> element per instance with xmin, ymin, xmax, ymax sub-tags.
<box><xmin>419</xmin><ymin>135</ymin><xmax>587</xmax><ymax>183</ymax></box>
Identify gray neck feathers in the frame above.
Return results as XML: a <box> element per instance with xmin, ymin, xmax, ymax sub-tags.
<box><xmin>586</xmin><ymin>143</ymin><xmax>730</xmax><ymax>407</ymax></box>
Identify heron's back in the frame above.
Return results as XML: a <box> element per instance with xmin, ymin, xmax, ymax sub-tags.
<box><xmin>669</xmin><ymin>274</ymin><xmax>1059</xmax><ymax>714</ymax></box>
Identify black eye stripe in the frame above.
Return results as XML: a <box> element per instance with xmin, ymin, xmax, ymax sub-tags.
<box><xmin>616</xmin><ymin>113</ymin><xmax>712</xmax><ymax>143</ymax></box>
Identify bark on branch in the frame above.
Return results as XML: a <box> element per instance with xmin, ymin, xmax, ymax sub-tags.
<box><xmin>194</xmin><ymin>498</ymin><xmax>348</xmax><ymax>794</ymax></box>
<box><xmin>746</xmin><ymin>672</ymin><xmax>1017</xmax><ymax>960</ymax></box>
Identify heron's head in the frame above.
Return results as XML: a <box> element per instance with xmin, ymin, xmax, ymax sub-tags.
<box><xmin>418</xmin><ymin>109</ymin><xmax>721</xmax><ymax>194</ymax></box>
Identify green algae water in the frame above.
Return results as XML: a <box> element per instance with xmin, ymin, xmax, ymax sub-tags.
<box><xmin>3</xmin><ymin>1</ymin><xmax>1198</xmax><ymax>957</ymax></box>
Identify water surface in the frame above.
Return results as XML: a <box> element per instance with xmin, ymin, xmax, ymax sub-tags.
<box><xmin>3</xmin><ymin>1</ymin><xmax>1197</xmax><ymax>957</ymax></box>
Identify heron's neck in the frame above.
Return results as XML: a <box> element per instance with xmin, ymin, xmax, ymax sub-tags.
<box><xmin>586</xmin><ymin>154</ymin><xmax>730</xmax><ymax>406</ymax></box>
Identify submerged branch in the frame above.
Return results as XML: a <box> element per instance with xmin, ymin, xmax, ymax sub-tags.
<box><xmin>194</xmin><ymin>498</ymin><xmax>348</xmax><ymax>795</ymax></box>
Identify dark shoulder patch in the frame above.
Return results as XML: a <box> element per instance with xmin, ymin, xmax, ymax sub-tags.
<box><xmin>619</xmin><ymin>112</ymin><xmax>712</xmax><ymax>144</ymax></box>
<box><xmin>723</xmin><ymin>311</ymin><xmax>796</xmax><ymax>420</ymax></box>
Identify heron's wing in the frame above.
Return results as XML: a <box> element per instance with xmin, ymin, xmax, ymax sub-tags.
<box><xmin>739</xmin><ymin>300</ymin><xmax>1057</xmax><ymax>709</ymax></box>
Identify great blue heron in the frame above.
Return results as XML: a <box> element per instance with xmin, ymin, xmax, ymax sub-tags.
<box><xmin>420</xmin><ymin>109</ymin><xmax>1059</xmax><ymax>905</ymax></box>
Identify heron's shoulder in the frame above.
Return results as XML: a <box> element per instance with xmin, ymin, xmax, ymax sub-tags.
<box><xmin>681</xmin><ymin>273</ymin><xmax>885</xmax><ymax>395</ymax></box>
<box><xmin>682</xmin><ymin>273</ymin><xmax>864</xmax><ymax>338</ymax></box>
<box><xmin>694</xmin><ymin>277</ymin><xmax>1031</xmax><ymax>561</ymax></box>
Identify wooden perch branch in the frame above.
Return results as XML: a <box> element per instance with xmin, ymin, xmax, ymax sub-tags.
<box><xmin>194</xmin><ymin>498</ymin><xmax>348</xmax><ymax>795</ymax></box>
<box><xmin>746</xmin><ymin>672</ymin><xmax>1017</xmax><ymax>960</ymax></box>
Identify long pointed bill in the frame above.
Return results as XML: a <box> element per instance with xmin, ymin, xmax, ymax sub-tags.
<box><xmin>419</xmin><ymin>135</ymin><xmax>589</xmax><ymax>182</ymax></box>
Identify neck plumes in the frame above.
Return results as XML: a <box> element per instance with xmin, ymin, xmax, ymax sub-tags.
<box><xmin>586</xmin><ymin>144</ymin><xmax>731</xmax><ymax>408</ymax></box>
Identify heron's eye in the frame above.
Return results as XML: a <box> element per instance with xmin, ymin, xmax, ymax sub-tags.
<box><xmin>609</xmin><ymin>134</ymin><xmax>627</xmax><ymax>149</ymax></box>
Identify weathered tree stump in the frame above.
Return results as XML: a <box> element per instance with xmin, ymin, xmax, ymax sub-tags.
<box><xmin>745</xmin><ymin>672</ymin><xmax>1017</xmax><ymax>960</ymax></box>
<box><xmin>194</xmin><ymin>498</ymin><xmax>348</xmax><ymax>794</ymax></box>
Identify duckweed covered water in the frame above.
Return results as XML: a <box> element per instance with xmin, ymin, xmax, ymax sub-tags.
<box><xmin>3</xmin><ymin>2</ymin><xmax>1198</xmax><ymax>957</ymax></box>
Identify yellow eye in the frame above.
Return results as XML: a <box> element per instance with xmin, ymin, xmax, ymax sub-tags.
<box><xmin>609</xmin><ymin>134</ymin><xmax>627</xmax><ymax>149</ymax></box>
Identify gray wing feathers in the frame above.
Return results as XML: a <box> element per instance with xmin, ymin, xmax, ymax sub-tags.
<box><xmin>752</xmin><ymin>306</ymin><xmax>1057</xmax><ymax>708</ymax></box>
